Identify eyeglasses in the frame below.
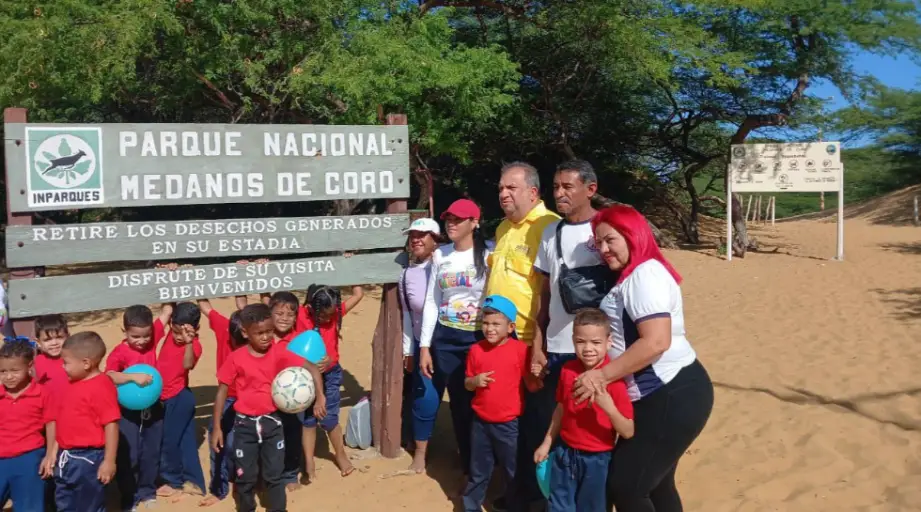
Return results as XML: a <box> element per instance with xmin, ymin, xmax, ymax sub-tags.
<box><xmin>3</xmin><ymin>335</ymin><xmax>36</xmax><ymax>348</ymax></box>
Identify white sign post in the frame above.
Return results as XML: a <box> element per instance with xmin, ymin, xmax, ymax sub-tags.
<box><xmin>726</xmin><ymin>141</ymin><xmax>844</xmax><ymax>261</ymax></box>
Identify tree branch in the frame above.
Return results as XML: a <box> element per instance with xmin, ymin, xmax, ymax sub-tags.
<box><xmin>419</xmin><ymin>0</ymin><xmax>546</xmax><ymax>26</ymax></box>
<box><xmin>191</xmin><ymin>71</ymin><xmax>236</xmax><ymax>111</ymax></box>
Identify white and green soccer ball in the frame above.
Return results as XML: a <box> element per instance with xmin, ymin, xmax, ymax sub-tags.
<box><xmin>272</xmin><ymin>366</ymin><xmax>316</xmax><ymax>414</ymax></box>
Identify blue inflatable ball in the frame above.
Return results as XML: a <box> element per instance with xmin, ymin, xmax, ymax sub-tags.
<box><xmin>536</xmin><ymin>458</ymin><xmax>551</xmax><ymax>499</ymax></box>
<box><xmin>116</xmin><ymin>364</ymin><xmax>163</xmax><ymax>411</ymax></box>
<box><xmin>286</xmin><ymin>330</ymin><xmax>327</xmax><ymax>364</ymax></box>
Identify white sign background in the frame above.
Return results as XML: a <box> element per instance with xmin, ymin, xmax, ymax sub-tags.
<box><xmin>729</xmin><ymin>142</ymin><xmax>842</xmax><ymax>193</ymax></box>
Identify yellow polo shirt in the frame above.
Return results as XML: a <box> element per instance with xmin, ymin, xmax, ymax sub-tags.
<box><xmin>486</xmin><ymin>201</ymin><xmax>560</xmax><ymax>344</ymax></box>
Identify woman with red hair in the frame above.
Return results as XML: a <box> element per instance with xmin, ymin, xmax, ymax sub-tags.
<box><xmin>574</xmin><ymin>204</ymin><xmax>713</xmax><ymax>512</ymax></box>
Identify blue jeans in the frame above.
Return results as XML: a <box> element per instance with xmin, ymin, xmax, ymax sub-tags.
<box><xmin>116</xmin><ymin>403</ymin><xmax>164</xmax><ymax>508</ymax></box>
<box><xmin>160</xmin><ymin>388</ymin><xmax>206</xmax><ymax>491</ymax></box>
<box><xmin>303</xmin><ymin>364</ymin><xmax>343</xmax><ymax>431</ymax></box>
<box><xmin>463</xmin><ymin>417</ymin><xmax>521</xmax><ymax>512</ymax></box>
<box><xmin>55</xmin><ymin>448</ymin><xmax>105</xmax><ymax>512</ymax></box>
<box><xmin>208</xmin><ymin>397</ymin><xmax>236</xmax><ymax>499</ymax></box>
<box><xmin>549</xmin><ymin>441</ymin><xmax>612</xmax><ymax>511</ymax></box>
<box><xmin>0</xmin><ymin>448</ymin><xmax>46</xmax><ymax>511</ymax></box>
<box><xmin>411</xmin><ymin>340</ymin><xmax>440</xmax><ymax>442</ymax></box>
<box><xmin>518</xmin><ymin>352</ymin><xmax>577</xmax><ymax>501</ymax></box>
<box><xmin>428</xmin><ymin>324</ymin><xmax>477</xmax><ymax>474</ymax></box>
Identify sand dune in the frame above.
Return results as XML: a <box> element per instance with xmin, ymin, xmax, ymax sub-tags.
<box><xmin>9</xmin><ymin>187</ymin><xmax>921</xmax><ymax>511</ymax></box>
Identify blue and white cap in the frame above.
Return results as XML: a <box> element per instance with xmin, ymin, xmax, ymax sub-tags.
<box><xmin>402</xmin><ymin>218</ymin><xmax>441</xmax><ymax>236</ymax></box>
<box><xmin>482</xmin><ymin>295</ymin><xmax>518</xmax><ymax>323</ymax></box>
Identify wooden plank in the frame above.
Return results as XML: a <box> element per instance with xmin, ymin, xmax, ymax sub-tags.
<box><xmin>6</xmin><ymin>214</ymin><xmax>411</xmax><ymax>267</ymax></box>
<box><xmin>371</xmin><ymin>113</ymin><xmax>408</xmax><ymax>459</ymax></box>
<box><xmin>4</xmin><ymin>123</ymin><xmax>410</xmax><ymax>212</ymax></box>
<box><xmin>3</xmin><ymin>107</ymin><xmax>39</xmax><ymax>338</ymax></box>
<box><xmin>8</xmin><ymin>252</ymin><xmax>402</xmax><ymax>317</ymax></box>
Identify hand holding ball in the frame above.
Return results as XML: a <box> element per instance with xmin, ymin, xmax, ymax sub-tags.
<box><xmin>272</xmin><ymin>367</ymin><xmax>316</xmax><ymax>414</ymax></box>
<box><xmin>116</xmin><ymin>364</ymin><xmax>163</xmax><ymax>411</ymax></box>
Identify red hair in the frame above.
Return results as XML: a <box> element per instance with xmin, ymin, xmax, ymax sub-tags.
<box><xmin>591</xmin><ymin>205</ymin><xmax>682</xmax><ymax>285</ymax></box>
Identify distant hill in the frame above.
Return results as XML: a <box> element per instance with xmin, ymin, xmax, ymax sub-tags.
<box><xmin>695</xmin><ymin>146</ymin><xmax>920</xmax><ymax>219</ymax></box>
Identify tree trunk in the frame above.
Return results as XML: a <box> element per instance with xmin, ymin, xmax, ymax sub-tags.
<box><xmin>683</xmin><ymin>172</ymin><xmax>701</xmax><ymax>245</ymax></box>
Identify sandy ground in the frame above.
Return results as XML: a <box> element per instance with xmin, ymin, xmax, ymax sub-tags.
<box><xmin>11</xmin><ymin>186</ymin><xmax>921</xmax><ymax>511</ymax></box>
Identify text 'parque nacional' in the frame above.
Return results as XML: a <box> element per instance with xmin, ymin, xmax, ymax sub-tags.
<box><xmin>4</xmin><ymin>123</ymin><xmax>411</xmax><ymax>212</ymax></box>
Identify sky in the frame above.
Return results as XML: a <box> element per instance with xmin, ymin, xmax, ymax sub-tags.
<box><xmin>812</xmin><ymin>52</ymin><xmax>921</xmax><ymax>109</ymax></box>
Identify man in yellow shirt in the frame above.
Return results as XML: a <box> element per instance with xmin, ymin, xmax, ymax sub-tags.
<box><xmin>485</xmin><ymin>161</ymin><xmax>559</xmax><ymax>510</ymax></box>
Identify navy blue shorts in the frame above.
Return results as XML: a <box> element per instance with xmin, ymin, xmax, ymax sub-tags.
<box><xmin>302</xmin><ymin>364</ymin><xmax>342</xmax><ymax>432</ymax></box>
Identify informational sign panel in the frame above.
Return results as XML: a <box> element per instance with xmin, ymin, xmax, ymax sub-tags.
<box><xmin>5</xmin><ymin>214</ymin><xmax>410</xmax><ymax>267</ymax></box>
<box><xmin>4</xmin><ymin>123</ymin><xmax>410</xmax><ymax>212</ymax></box>
<box><xmin>729</xmin><ymin>142</ymin><xmax>842</xmax><ymax>193</ymax></box>
<box><xmin>8</xmin><ymin>252</ymin><xmax>403</xmax><ymax>316</ymax></box>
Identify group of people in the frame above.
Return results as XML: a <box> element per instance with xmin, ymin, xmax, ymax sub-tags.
<box><xmin>0</xmin><ymin>158</ymin><xmax>713</xmax><ymax>512</ymax></box>
<box><xmin>398</xmin><ymin>160</ymin><xmax>714</xmax><ymax>511</ymax></box>
<box><xmin>0</xmin><ymin>284</ymin><xmax>366</xmax><ymax>512</ymax></box>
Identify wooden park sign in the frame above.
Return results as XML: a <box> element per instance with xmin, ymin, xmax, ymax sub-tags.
<box><xmin>4</xmin><ymin>109</ymin><xmax>411</xmax><ymax>458</ymax></box>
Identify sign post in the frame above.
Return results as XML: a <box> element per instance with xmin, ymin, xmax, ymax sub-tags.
<box><xmin>728</xmin><ymin>141</ymin><xmax>844</xmax><ymax>261</ymax></box>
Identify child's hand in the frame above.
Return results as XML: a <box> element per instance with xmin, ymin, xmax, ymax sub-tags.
<box><xmin>212</xmin><ymin>428</ymin><xmax>224</xmax><ymax>452</ymax></box>
<box><xmin>472</xmin><ymin>371</ymin><xmax>495</xmax><ymax>389</ymax></box>
<box><xmin>314</xmin><ymin>394</ymin><xmax>327</xmax><ymax>420</ymax></box>
<box><xmin>39</xmin><ymin>453</ymin><xmax>55</xmax><ymax>478</ymax></box>
<box><xmin>316</xmin><ymin>355</ymin><xmax>330</xmax><ymax>373</ymax></box>
<box><xmin>593</xmin><ymin>388</ymin><xmax>615</xmax><ymax>413</ymax></box>
<box><xmin>534</xmin><ymin>439</ymin><xmax>552</xmax><ymax>464</ymax></box>
<box><xmin>132</xmin><ymin>374</ymin><xmax>153</xmax><ymax>387</ymax></box>
<box><xmin>97</xmin><ymin>459</ymin><xmax>116</xmax><ymax>484</ymax></box>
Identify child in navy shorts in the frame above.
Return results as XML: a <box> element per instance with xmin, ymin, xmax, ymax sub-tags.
<box><xmin>534</xmin><ymin>308</ymin><xmax>634</xmax><ymax>511</ymax></box>
<box><xmin>198</xmin><ymin>297</ymin><xmax>247</xmax><ymax>507</ymax></box>
<box><xmin>462</xmin><ymin>295</ymin><xmax>538</xmax><ymax>512</ymax></box>
<box><xmin>213</xmin><ymin>304</ymin><xmax>326</xmax><ymax>512</ymax></box>
<box><xmin>106</xmin><ymin>305</ymin><xmax>164</xmax><ymax>510</ymax></box>
<box><xmin>0</xmin><ymin>339</ymin><xmax>56</xmax><ymax>511</ymax></box>
<box><xmin>299</xmin><ymin>284</ymin><xmax>364</xmax><ymax>481</ymax></box>
<box><xmin>54</xmin><ymin>331</ymin><xmax>121</xmax><ymax>512</ymax></box>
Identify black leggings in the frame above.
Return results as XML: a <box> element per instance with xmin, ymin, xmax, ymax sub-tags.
<box><xmin>606</xmin><ymin>360</ymin><xmax>714</xmax><ymax>512</ymax></box>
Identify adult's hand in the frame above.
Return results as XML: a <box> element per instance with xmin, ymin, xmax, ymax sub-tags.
<box><xmin>419</xmin><ymin>347</ymin><xmax>434</xmax><ymax>379</ymax></box>
<box><xmin>572</xmin><ymin>368</ymin><xmax>607</xmax><ymax>404</ymax></box>
<box><xmin>530</xmin><ymin>346</ymin><xmax>548</xmax><ymax>379</ymax></box>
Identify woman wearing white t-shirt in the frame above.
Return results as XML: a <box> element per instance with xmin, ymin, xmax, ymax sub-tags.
<box><xmin>418</xmin><ymin>199</ymin><xmax>492</xmax><ymax>478</ymax></box>
<box><xmin>573</xmin><ymin>205</ymin><xmax>713</xmax><ymax>512</ymax></box>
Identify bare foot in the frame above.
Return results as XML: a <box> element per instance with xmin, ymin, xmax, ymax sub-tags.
<box><xmin>157</xmin><ymin>485</ymin><xmax>179</xmax><ymax>498</ymax></box>
<box><xmin>198</xmin><ymin>495</ymin><xmax>221</xmax><ymax>507</ymax></box>
<box><xmin>305</xmin><ymin>471</ymin><xmax>318</xmax><ymax>484</ymax></box>
<box><xmin>336</xmin><ymin>452</ymin><xmax>355</xmax><ymax>477</ymax></box>
<box><xmin>182</xmin><ymin>482</ymin><xmax>205</xmax><ymax>497</ymax></box>
<box><xmin>285</xmin><ymin>482</ymin><xmax>301</xmax><ymax>492</ymax></box>
<box><xmin>409</xmin><ymin>451</ymin><xmax>426</xmax><ymax>474</ymax></box>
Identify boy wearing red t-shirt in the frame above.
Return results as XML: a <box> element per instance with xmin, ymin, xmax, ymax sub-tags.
<box><xmin>106</xmin><ymin>305</ymin><xmax>166</xmax><ymax>510</ymax></box>
<box><xmin>198</xmin><ymin>297</ymin><xmax>247</xmax><ymax>507</ymax></box>
<box><xmin>299</xmin><ymin>284</ymin><xmax>364</xmax><ymax>481</ymax></box>
<box><xmin>462</xmin><ymin>295</ymin><xmax>538</xmax><ymax>512</ymax></box>
<box><xmin>534</xmin><ymin>308</ymin><xmax>634</xmax><ymax>511</ymax></box>
<box><xmin>156</xmin><ymin>302</ymin><xmax>206</xmax><ymax>498</ymax></box>
<box><xmin>54</xmin><ymin>331</ymin><xmax>121</xmax><ymax>512</ymax></box>
<box><xmin>213</xmin><ymin>304</ymin><xmax>326</xmax><ymax>512</ymax></box>
<box><xmin>0</xmin><ymin>340</ymin><xmax>56</xmax><ymax>511</ymax></box>
<box><xmin>33</xmin><ymin>314</ymin><xmax>70</xmax><ymax>407</ymax></box>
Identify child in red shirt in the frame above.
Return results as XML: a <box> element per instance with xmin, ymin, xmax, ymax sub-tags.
<box><xmin>54</xmin><ymin>331</ymin><xmax>121</xmax><ymax>512</ymax></box>
<box><xmin>105</xmin><ymin>305</ymin><xmax>165</xmax><ymax>510</ymax></box>
<box><xmin>299</xmin><ymin>284</ymin><xmax>364</xmax><ymax>481</ymax></box>
<box><xmin>33</xmin><ymin>314</ymin><xmax>70</xmax><ymax>409</ymax></box>
<box><xmin>0</xmin><ymin>339</ymin><xmax>56</xmax><ymax>511</ymax></box>
<box><xmin>534</xmin><ymin>308</ymin><xmax>634</xmax><ymax>511</ymax></box>
<box><xmin>462</xmin><ymin>295</ymin><xmax>538</xmax><ymax>512</ymax></box>
<box><xmin>198</xmin><ymin>298</ymin><xmax>247</xmax><ymax>507</ymax></box>
<box><xmin>213</xmin><ymin>304</ymin><xmax>326</xmax><ymax>512</ymax></box>
<box><xmin>156</xmin><ymin>302</ymin><xmax>206</xmax><ymax>499</ymax></box>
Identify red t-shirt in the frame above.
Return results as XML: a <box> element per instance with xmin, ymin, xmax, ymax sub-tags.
<box><xmin>208</xmin><ymin>310</ymin><xmax>239</xmax><ymax>398</ymax></box>
<box><xmin>34</xmin><ymin>353</ymin><xmax>69</xmax><ymax>415</ymax></box>
<box><xmin>466</xmin><ymin>338</ymin><xmax>529</xmax><ymax>423</ymax></box>
<box><xmin>217</xmin><ymin>344</ymin><xmax>307</xmax><ymax>416</ymax></box>
<box><xmin>55</xmin><ymin>373</ymin><xmax>120</xmax><ymax>449</ymax></box>
<box><xmin>298</xmin><ymin>304</ymin><xmax>346</xmax><ymax>369</ymax></box>
<box><xmin>557</xmin><ymin>358</ymin><xmax>634</xmax><ymax>452</ymax></box>
<box><xmin>0</xmin><ymin>381</ymin><xmax>54</xmax><ymax>458</ymax></box>
<box><xmin>106</xmin><ymin>342</ymin><xmax>158</xmax><ymax>372</ymax></box>
<box><xmin>275</xmin><ymin>329</ymin><xmax>300</xmax><ymax>346</ymax></box>
<box><xmin>155</xmin><ymin>319</ymin><xmax>203</xmax><ymax>400</ymax></box>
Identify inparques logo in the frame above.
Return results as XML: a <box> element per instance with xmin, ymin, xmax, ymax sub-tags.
<box><xmin>25</xmin><ymin>127</ymin><xmax>104</xmax><ymax>207</ymax></box>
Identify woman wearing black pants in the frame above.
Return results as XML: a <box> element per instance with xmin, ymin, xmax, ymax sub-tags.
<box><xmin>575</xmin><ymin>205</ymin><xmax>714</xmax><ymax>512</ymax></box>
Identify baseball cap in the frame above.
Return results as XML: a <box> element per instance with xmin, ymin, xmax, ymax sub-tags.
<box><xmin>440</xmin><ymin>199</ymin><xmax>481</xmax><ymax>221</ymax></box>
<box><xmin>402</xmin><ymin>218</ymin><xmax>441</xmax><ymax>236</ymax></box>
<box><xmin>482</xmin><ymin>295</ymin><xmax>517</xmax><ymax>323</ymax></box>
